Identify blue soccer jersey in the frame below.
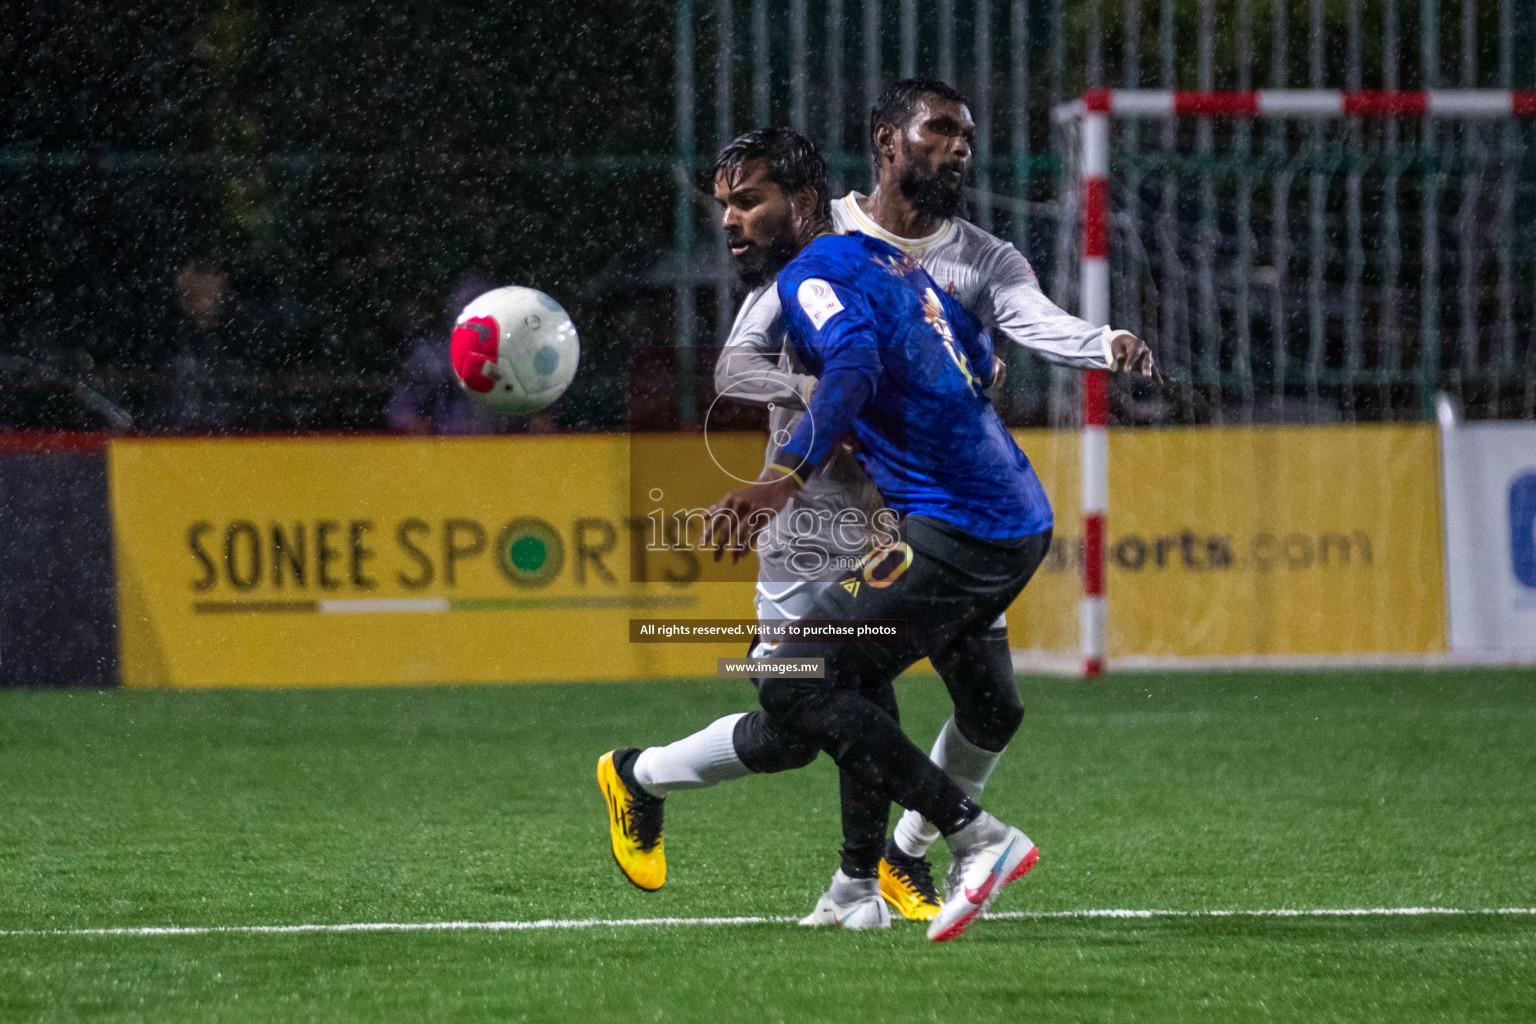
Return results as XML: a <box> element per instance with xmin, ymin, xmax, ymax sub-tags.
<box><xmin>773</xmin><ymin>231</ymin><xmax>1054</xmax><ymax>541</ymax></box>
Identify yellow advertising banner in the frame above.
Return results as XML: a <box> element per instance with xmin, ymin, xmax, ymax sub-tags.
<box><xmin>1004</xmin><ymin>424</ymin><xmax>1447</xmax><ymax>657</ymax></box>
<box><xmin>1000</xmin><ymin>429</ymin><xmax>1081</xmax><ymax>655</ymax></box>
<box><xmin>110</xmin><ymin>425</ymin><xmax>1446</xmax><ymax>688</ymax></box>
<box><xmin>108</xmin><ymin>435</ymin><xmax>765</xmax><ymax>688</ymax></box>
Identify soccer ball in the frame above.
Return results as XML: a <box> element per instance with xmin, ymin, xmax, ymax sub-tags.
<box><xmin>449</xmin><ymin>286</ymin><xmax>580</xmax><ymax>414</ymax></box>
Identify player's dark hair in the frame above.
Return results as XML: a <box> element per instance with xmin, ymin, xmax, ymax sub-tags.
<box><xmin>711</xmin><ymin>127</ymin><xmax>832</xmax><ymax>224</ymax></box>
<box><xmin>868</xmin><ymin>78</ymin><xmax>971</xmax><ymax>171</ymax></box>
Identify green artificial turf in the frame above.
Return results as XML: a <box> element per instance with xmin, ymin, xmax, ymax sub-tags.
<box><xmin>1</xmin><ymin>669</ymin><xmax>1533</xmax><ymax>1022</ymax></box>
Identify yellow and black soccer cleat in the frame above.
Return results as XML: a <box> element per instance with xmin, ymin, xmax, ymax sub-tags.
<box><xmin>879</xmin><ymin>849</ymin><xmax>942</xmax><ymax>922</ymax></box>
<box><xmin>597</xmin><ymin>749</ymin><xmax>666</xmax><ymax>891</ymax></box>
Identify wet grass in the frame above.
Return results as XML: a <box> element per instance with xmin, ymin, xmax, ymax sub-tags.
<box><xmin>1</xmin><ymin>668</ymin><xmax>1533</xmax><ymax>1021</ymax></box>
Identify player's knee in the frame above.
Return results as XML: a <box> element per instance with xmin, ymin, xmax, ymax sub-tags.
<box><xmin>772</xmin><ymin>737</ymin><xmax>820</xmax><ymax>772</ymax></box>
<box><xmin>731</xmin><ymin>710</ymin><xmax>819</xmax><ymax>774</ymax></box>
<box><xmin>957</xmin><ymin>691</ymin><xmax>1024</xmax><ymax>751</ymax></box>
<box><xmin>755</xmin><ymin>674</ymin><xmax>844</xmax><ymax>767</ymax></box>
<box><xmin>755</xmin><ymin>674</ymin><xmax>816</xmax><ymax>722</ymax></box>
<box><xmin>991</xmin><ymin>692</ymin><xmax>1026</xmax><ymax>741</ymax></box>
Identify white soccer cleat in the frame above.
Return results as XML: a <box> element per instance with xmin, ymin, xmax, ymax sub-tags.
<box><xmin>927</xmin><ymin>822</ymin><xmax>1039</xmax><ymax>942</ymax></box>
<box><xmin>798</xmin><ymin>883</ymin><xmax>892</xmax><ymax>930</ymax></box>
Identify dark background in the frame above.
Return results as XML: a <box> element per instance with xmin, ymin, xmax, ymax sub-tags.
<box><xmin>1</xmin><ymin>1</ymin><xmax>685</xmax><ymax>434</ymax></box>
<box><xmin>5</xmin><ymin>1</ymin><xmax>1533</xmax><ymax>434</ymax></box>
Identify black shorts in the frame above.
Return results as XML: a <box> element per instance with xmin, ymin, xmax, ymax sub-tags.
<box><xmin>765</xmin><ymin>516</ymin><xmax>1052</xmax><ymax>686</ymax></box>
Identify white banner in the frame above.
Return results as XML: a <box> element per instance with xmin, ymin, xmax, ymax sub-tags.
<box><xmin>1441</xmin><ymin>422</ymin><xmax>1536</xmax><ymax>657</ymax></box>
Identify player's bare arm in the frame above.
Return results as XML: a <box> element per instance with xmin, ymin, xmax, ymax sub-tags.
<box><xmin>703</xmin><ymin>467</ymin><xmax>800</xmax><ymax>563</ymax></box>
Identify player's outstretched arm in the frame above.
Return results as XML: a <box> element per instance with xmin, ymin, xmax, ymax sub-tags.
<box><xmin>713</xmin><ymin>284</ymin><xmax>817</xmax><ymax>408</ymax></box>
<box><xmin>982</xmin><ymin>245</ymin><xmax>1155</xmax><ymax>377</ymax></box>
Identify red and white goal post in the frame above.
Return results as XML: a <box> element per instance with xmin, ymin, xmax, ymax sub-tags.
<box><xmin>1057</xmin><ymin>88</ymin><xmax>1536</xmax><ymax>678</ymax></box>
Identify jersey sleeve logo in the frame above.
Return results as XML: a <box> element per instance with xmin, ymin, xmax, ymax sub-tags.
<box><xmin>797</xmin><ymin>278</ymin><xmax>845</xmax><ymax>330</ymax></box>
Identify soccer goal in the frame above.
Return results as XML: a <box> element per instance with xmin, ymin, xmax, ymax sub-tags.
<box><xmin>1051</xmin><ymin>89</ymin><xmax>1536</xmax><ymax>676</ymax></box>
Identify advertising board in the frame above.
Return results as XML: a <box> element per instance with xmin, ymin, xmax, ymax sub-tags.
<box><xmin>1441</xmin><ymin>422</ymin><xmax>1536</xmax><ymax>657</ymax></box>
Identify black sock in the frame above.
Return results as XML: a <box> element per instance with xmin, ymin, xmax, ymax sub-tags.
<box><xmin>935</xmin><ymin>798</ymin><xmax>982</xmax><ymax>838</ymax></box>
<box><xmin>838</xmin><ymin>853</ymin><xmax>878</xmax><ymax>880</ymax></box>
<box><xmin>613</xmin><ymin>748</ymin><xmax>658</xmax><ymax>801</ymax></box>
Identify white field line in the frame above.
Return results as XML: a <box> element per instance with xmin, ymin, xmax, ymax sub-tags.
<box><xmin>2</xmin><ymin>907</ymin><xmax>1532</xmax><ymax>939</ymax></box>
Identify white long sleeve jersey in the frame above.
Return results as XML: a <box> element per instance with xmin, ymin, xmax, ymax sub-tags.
<box><xmin>716</xmin><ymin>191</ymin><xmax>1114</xmax><ymax>414</ymax></box>
<box><xmin>719</xmin><ymin>193</ymin><xmax>1113</xmax><ymax>585</ymax></box>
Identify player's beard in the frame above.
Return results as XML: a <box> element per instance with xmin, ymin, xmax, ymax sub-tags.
<box><xmin>898</xmin><ymin>142</ymin><xmax>966</xmax><ymax>220</ymax></box>
<box><xmin>730</xmin><ymin>231</ymin><xmax>801</xmax><ymax>289</ymax></box>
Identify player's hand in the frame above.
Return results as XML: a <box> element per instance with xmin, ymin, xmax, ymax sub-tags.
<box><xmin>703</xmin><ymin>469</ymin><xmax>800</xmax><ymax>563</ymax></box>
<box><xmin>989</xmin><ymin>355</ymin><xmax>1007</xmax><ymax>391</ymax></box>
<box><xmin>1109</xmin><ymin>330</ymin><xmax>1159</xmax><ymax>380</ymax></box>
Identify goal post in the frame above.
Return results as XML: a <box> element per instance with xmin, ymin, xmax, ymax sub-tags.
<box><xmin>1079</xmin><ymin>104</ymin><xmax>1111</xmax><ymax>679</ymax></box>
<box><xmin>1056</xmin><ymin>89</ymin><xmax>1536</xmax><ymax>678</ymax></box>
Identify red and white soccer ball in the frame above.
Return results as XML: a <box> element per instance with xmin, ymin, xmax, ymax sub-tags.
<box><xmin>449</xmin><ymin>286</ymin><xmax>580</xmax><ymax>414</ymax></box>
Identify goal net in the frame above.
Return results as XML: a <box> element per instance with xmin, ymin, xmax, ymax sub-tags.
<box><xmin>1013</xmin><ymin>90</ymin><xmax>1536</xmax><ymax>673</ymax></box>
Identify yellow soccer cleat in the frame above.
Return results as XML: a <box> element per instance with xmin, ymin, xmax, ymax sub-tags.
<box><xmin>879</xmin><ymin>849</ymin><xmax>941</xmax><ymax>922</ymax></box>
<box><xmin>597</xmin><ymin>749</ymin><xmax>666</xmax><ymax>891</ymax></box>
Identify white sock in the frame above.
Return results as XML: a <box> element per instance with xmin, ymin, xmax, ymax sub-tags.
<box><xmin>944</xmin><ymin>811</ymin><xmax>1009</xmax><ymax>856</ymax></box>
<box><xmin>893</xmin><ymin>717</ymin><xmax>1006</xmax><ymax>858</ymax></box>
<box><xmin>827</xmin><ymin>868</ymin><xmax>878</xmax><ymax>902</ymax></box>
<box><xmin>632</xmin><ymin>713</ymin><xmax>751</xmax><ymax>797</ymax></box>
